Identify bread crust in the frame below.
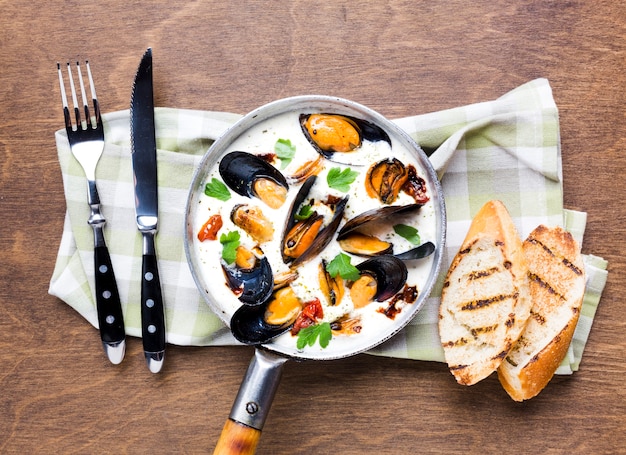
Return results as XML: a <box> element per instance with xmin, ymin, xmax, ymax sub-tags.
<box><xmin>497</xmin><ymin>225</ymin><xmax>585</xmax><ymax>401</ymax></box>
<box><xmin>439</xmin><ymin>200</ymin><xmax>531</xmax><ymax>385</ymax></box>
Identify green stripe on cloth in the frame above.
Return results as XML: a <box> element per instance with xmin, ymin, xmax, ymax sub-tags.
<box><xmin>49</xmin><ymin>79</ymin><xmax>608</xmax><ymax>372</ymax></box>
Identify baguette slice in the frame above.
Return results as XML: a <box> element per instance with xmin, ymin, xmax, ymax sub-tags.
<box><xmin>439</xmin><ymin>200</ymin><xmax>531</xmax><ymax>385</ymax></box>
<box><xmin>498</xmin><ymin>225</ymin><xmax>585</xmax><ymax>401</ymax></box>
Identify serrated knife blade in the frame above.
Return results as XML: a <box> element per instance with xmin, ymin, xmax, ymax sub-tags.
<box><xmin>130</xmin><ymin>48</ymin><xmax>165</xmax><ymax>373</ymax></box>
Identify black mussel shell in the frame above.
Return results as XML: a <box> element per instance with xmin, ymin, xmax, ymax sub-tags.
<box><xmin>337</xmin><ymin>204</ymin><xmax>422</xmax><ymax>240</ymax></box>
<box><xmin>230</xmin><ymin>303</ymin><xmax>293</xmax><ymax>345</ymax></box>
<box><xmin>356</xmin><ymin>255</ymin><xmax>408</xmax><ymax>302</ymax></box>
<box><xmin>284</xmin><ymin>175</ymin><xmax>317</xmax><ymax>234</ymax></box>
<box><xmin>218</xmin><ymin>151</ymin><xmax>288</xmax><ymax>199</ymax></box>
<box><xmin>358</xmin><ymin>118</ymin><xmax>392</xmax><ymax>145</ymax></box>
<box><xmin>221</xmin><ymin>255</ymin><xmax>274</xmax><ymax>305</ymax></box>
<box><xmin>395</xmin><ymin>241</ymin><xmax>436</xmax><ymax>260</ymax></box>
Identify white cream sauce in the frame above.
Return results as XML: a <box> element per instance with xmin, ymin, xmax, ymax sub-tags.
<box><xmin>192</xmin><ymin>111</ymin><xmax>437</xmax><ymax>354</ymax></box>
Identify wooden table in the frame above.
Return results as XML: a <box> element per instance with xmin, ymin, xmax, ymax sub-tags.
<box><xmin>1</xmin><ymin>1</ymin><xmax>624</xmax><ymax>453</ymax></box>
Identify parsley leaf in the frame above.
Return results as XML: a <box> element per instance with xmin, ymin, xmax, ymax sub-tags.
<box><xmin>275</xmin><ymin>138</ymin><xmax>296</xmax><ymax>169</ymax></box>
<box><xmin>393</xmin><ymin>224</ymin><xmax>421</xmax><ymax>245</ymax></box>
<box><xmin>219</xmin><ymin>231</ymin><xmax>240</xmax><ymax>264</ymax></box>
<box><xmin>294</xmin><ymin>204</ymin><xmax>313</xmax><ymax>220</ymax></box>
<box><xmin>327</xmin><ymin>167</ymin><xmax>359</xmax><ymax>192</ymax></box>
<box><xmin>204</xmin><ymin>178</ymin><xmax>231</xmax><ymax>201</ymax></box>
<box><xmin>296</xmin><ymin>322</ymin><xmax>332</xmax><ymax>349</ymax></box>
<box><xmin>318</xmin><ymin>322</ymin><xmax>332</xmax><ymax>347</ymax></box>
<box><xmin>326</xmin><ymin>253</ymin><xmax>361</xmax><ymax>281</ymax></box>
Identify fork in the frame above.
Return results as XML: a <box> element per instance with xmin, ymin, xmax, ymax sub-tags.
<box><xmin>57</xmin><ymin>61</ymin><xmax>126</xmax><ymax>364</ymax></box>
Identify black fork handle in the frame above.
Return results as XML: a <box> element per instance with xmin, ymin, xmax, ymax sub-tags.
<box><xmin>94</xmin><ymin>245</ymin><xmax>126</xmax><ymax>345</ymax></box>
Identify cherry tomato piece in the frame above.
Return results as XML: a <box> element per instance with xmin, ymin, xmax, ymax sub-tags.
<box><xmin>198</xmin><ymin>214</ymin><xmax>223</xmax><ymax>241</ymax></box>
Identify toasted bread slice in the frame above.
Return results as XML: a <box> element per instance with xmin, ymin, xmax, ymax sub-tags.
<box><xmin>498</xmin><ymin>225</ymin><xmax>585</xmax><ymax>401</ymax></box>
<box><xmin>439</xmin><ymin>200</ymin><xmax>531</xmax><ymax>385</ymax></box>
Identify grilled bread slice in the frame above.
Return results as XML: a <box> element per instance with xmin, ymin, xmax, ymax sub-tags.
<box><xmin>498</xmin><ymin>225</ymin><xmax>585</xmax><ymax>401</ymax></box>
<box><xmin>439</xmin><ymin>200</ymin><xmax>531</xmax><ymax>385</ymax></box>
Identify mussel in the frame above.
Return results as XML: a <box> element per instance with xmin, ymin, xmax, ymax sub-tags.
<box><xmin>338</xmin><ymin>204</ymin><xmax>421</xmax><ymax>239</ymax></box>
<box><xmin>231</xmin><ymin>204</ymin><xmax>274</xmax><ymax>243</ymax></box>
<box><xmin>350</xmin><ymin>255</ymin><xmax>408</xmax><ymax>308</ymax></box>
<box><xmin>365</xmin><ymin>158</ymin><xmax>430</xmax><ymax>205</ymax></box>
<box><xmin>319</xmin><ymin>260</ymin><xmax>345</xmax><ymax>307</ymax></box>
<box><xmin>338</xmin><ymin>233</ymin><xmax>393</xmax><ymax>257</ymax></box>
<box><xmin>300</xmin><ymin>113</ymin><xmax>391</xmax><ymax>164</ymax></box>
<box><xmin>219</xmin><ymin>151</ymin><xmax>289</xmax><ymax>209</ymax></box>
<box><xmin>330</xmin><ymin>315</ymin><xmax>363</xmax><ymax>335</ymax></box>
<box><xmin>230</xmin><ymin>286</ymin><xmax>303</xmax><ymax>345</ymax></box>
<box><xmin>365</xmin><ymin>158</ymin><xmax>408</xmax><ymax>204</ymax></box>
<box><xmin>337</xmin><ymin>204</ymin><xmax>434</xmax><ymax>260</ymax></box>
<box><xmin>287</xmin><ymin>155</ymin><xmax>325</xmax><ymax>184</ymax></box>
<box><xmin>282</xmin><ymin>175</ymin><xmax>348</xmax><ymax>266</ymax></box>
<box><xmin>221</xmin><ymin>245</ymin><xmax>274</xmax><ymax>305</ymax></box>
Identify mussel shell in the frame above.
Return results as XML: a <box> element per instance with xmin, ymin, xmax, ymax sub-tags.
<box><xmin>282</xmin><ymin>175</ymin><xmax>349</xmax><ymax>266</ymax></box>
<box><xmin>300</xmin><ymin>113</ymin><xmax>391</xmax><ymax>164</ymax></box>
<box><xmin>286</xmin><ymin>174</ymin><xmax>317</xmax><ymax>226</ymax></box>
<box><xmin>218</xmin><ymin>151</ymin><xmax>288</xmax><ymax>199</ymax></box>
<box><xmin>221</xmin><ymin>255</ymin><xmax>274</xmax><ymax>305</ymax></box>
<box><xmin>395</xmin><ymin>241</ymin><xmax>436</xmax><ymax>260</ymax></box>
<box><xmin>230</xmin><ymin>302</ymin><xmax>295</xmax><ymax>345</ymax></box>
<box><xmin>337</xmin><ymin>204</ymin><xmax>422</xmax><ymax>240</ymax></box>
<box><xmin>355</xmin><ymin>255</ymin><xmax>408</xmax><ymax>302</ymax></box>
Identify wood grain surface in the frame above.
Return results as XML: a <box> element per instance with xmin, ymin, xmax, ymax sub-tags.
<box><xmin>1</xmin><ymin>1</ymin><xmax>624</xmax><ymax>454</ymax></box>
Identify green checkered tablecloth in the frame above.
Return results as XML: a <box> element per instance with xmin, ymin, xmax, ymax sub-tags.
<box><xmin>49</xmin><ymin>78</ymin><xmax>608</xmax><ymax>374</ymax></box>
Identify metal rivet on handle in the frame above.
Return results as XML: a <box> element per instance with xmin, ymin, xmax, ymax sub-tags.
<box><xmin>245</xmin><ymin>402</ymin><xmax>259</xmax><ymax>415</ymax></box>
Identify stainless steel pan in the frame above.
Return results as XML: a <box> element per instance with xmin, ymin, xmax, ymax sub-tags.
<box><xmin>184</xmin><ymin>96</ymin><xmax>446</xmax><ymax>454</ymax></box>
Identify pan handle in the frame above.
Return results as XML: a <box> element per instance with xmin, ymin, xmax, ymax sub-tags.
<box><xmin>214</xmin><ymin>348</ymin><xmax>288</xmax><ymax>455</ymax></box>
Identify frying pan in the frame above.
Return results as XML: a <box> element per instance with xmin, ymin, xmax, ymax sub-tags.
<box><xmin>184</xmin><ymin>96</ymin><xmax>446</xmax><ymax>454</ymax></box>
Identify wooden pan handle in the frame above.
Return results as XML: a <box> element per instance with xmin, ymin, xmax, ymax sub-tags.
<box><xmin>214</xmin><ymin>419</ymin><xmax>262</xmax><ymax>455</ymax></box>
<box><xmin>213</xmin><ymin>349</ymin><xmax>288</xmax><ymax>455</ymax></box>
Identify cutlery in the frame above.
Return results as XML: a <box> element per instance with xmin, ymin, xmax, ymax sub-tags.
<box><xmin>57</xmin><ymin>61</ymin><xmax>126</xmax><ymax>364</ymax></box>
<box><xmin>130</xmin><ymin>48</ymin><xmax>166</xmax><ymax>373</ymax></box>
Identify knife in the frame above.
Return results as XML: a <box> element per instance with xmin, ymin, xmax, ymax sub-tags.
<box><xmin>130</xmin><ymin>48</ymin><xmax>166</xmax><ymax>373</ymax></box>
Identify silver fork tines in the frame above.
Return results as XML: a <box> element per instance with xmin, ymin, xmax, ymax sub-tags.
<box><xmin>59</xmin><ymin>62</ymin><xmax>100</xmax><ymax>133</ymax></box>
<box><xmin>57</xmin><ymin>60</ymin><xmax>126</xmax><ymax>364</ymax></box>
<box><xmin>57</xmin><ymin>62</ymin><xmax>104</xmax><ymax>187</ymax></box>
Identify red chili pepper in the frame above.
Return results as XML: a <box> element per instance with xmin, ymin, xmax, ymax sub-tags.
<box><xmin>197</xmin><ymin>214</ymin><xmax>223</xmax><ymax>241</ymax></box>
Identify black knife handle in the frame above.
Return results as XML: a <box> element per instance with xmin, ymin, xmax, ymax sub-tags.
<box><xmin>141</xmin><ymin>252</ymin><xmax>166</xmax><ymax>354</ymax></box>
<box><xmin>94</xmin><ymin>245</ymin><xmax>126</xmax><ymax>344</ymax></box>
